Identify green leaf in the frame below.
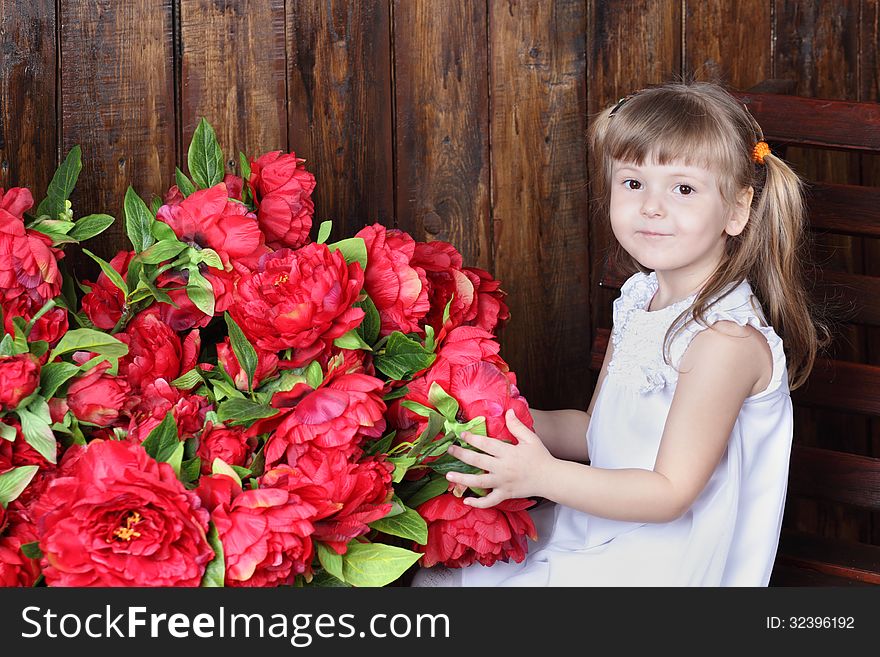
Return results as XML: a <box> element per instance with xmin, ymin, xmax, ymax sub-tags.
<box><xmin>333</xmin><ymin>329</ymin><xmax>372</xmax><ymax>351</ymax></box>
<box><xmin>188</xmin><ymin>118</ymin><xmax>225</xmax><ymax>189</ymax></box>
<box><xmin>49</xmin><ymin>328</ymin><xmax>128</xmax><ymax>362</ymax></box>
<box><xmin>327</xmin><ymin>237</ymin><xmax>367</xmax><ymax>269</ymax></box>
<box><xmin>403</xmin><ymin>475</ymin><xmax>450</xmax><ymax>509</ymax></box>
<box><xmin>197</xmin><ymin>248</ymin><xmax>224</xmax><ymax>270</ymax></box>
<box><xmin>224</xmin><ymin>313</ymin><xmax>258</xmax><ymax>391</ymax></box>
<box><xmin>82</xmin><ymin>248</ymin><xmax>128</xmax><ymax>297</ymax></box>
<box><xmin>16</xmin><ymin>407</ymin><xmax>56</xmax><ymax>464</ymax></box>
<box><xmin>36</xmin><ymin>145</ymin><xmax>82</xmax><ymax>219</ymax></box>
<box><xmin>374</xmin><ymin>332</ymin><xmax>436</xmax><ymax>381</ymax></box>
<box><xmin>389</xmin><ymin>456</ymin><xmax>418</xmax><ymax>483</ymax></box>
<box><xmin>365</xmin><ymin>432</ymin><xmax>395</xmax><ymax>456</ymax></box>
<box><xmin>151</xmin><ymin>220</ymin><xmax>178</xmax><ymax>242</ymax></box>
<box><xmin>0</xmin><ymin>422</ymin><xmax>17</xmax><ymax>442</ymax></box>
<box><xmin>427</xmin><ymin>452</ymin><xmax>483</xmax><ymax>476</ymax></box>
<box><xmin>238</xmin><ymin>152</ymin><xmax>251</xmax><ymax>181</ymax></box>
<box><xmin>369</xmin><ymin>506</ymin><xmax>428</xmax><ymax>545</ymax></box>
<box><xmin>171</xmin><ymin>368</ymin><xmax>204</xmax><ymax>390</ymax></box>
<box><xmin>39</xmin><ymin>361</ymin><xmax>81</xmax><ymax>399</ymax></box>
<box><xmin>123</xmin><ymin>186</ymin><xmax>157</xmax><ymax>253</ymax></box>
<box><xmin>140</xmin><ymin>412</ymin><xmax>180</xmax><ymax>463</ymax></box>
<box><xmin>428</xmin><ymin>382</ymin><xmax>459</xmax><ymax>421</ymax></box>
<box><xmin>20</xmin><ymin>541</ymin><xmax>43</xmax><ymax>560</ymax></box>
<box><xmin>211</xmin><ymin>458</ymin><xmax>243</xmax><ymax>487</ymax></box>
<box><xmin>0</xmin><ymin>333</ymin><xmax>15</xmax><ymax>357</ymax></box>
<box><xmin>180</xmin><ymin>457</ymin><xmax>202</xmax><ymax>484</ymax></box>
<box><xmin>406</xmin><ymin>411</ymin><xmax>447</xmax><ymax>460</ymax></box>
<box><xmin>0</xmin><ymin>465</ymin><xmax>39</xmax><ymax>505</ymax></box>
<box><xmin>353</xmin><ymin>295</ymin><xmax>380</xmax><ymax>347</ymax></box>
<box><xmin>317</xmin><ymin>220</ymin><xmax>332</xmax><ymax>244</ymax></box>
<box><xmin>304</xmin><ymin>361</ymin><xmax>323</xmax><ymax>390</ymax></box>
<box><xmin>68</xmin><ymin>213</ymin><xmax>115</xmax><ymax>243</ymax></box>
<box><xmin>137</xmin><ymin>239</ymin><xmax>187</xmax><ymax>265</ymax></box>
<box><xmin>316</xmin><ymin>542</ymin><xmax>345</xmax><ymax>582</ymax></box>
<box><xmin>341</xmin><ymin>542</ymin><xmax>422</xmax><ymax>587</ymax></box>
<box><xmin>186</xmin><ymin>266</ymin><xmax>216</xmax><ymax>317</ymax></box>
<box><xmin>175</xmin><ymin>167</ymin><xmax>197</xmax><ymax>198</ymax></box>
<box><xmin>216</xmin><ymin>398</ymin><xmax>278</xmax><ymax>426</ymax></box>
<box><xmin>310</xmin><ymin>570</ymin><xmax>351</xmax><ymax>587</ymax></box>
<box><xmin>167</xmin><ymin>441</ymin><xmax>185</xmax><ymax>478</ymax></box>
<box><xmin>201</xmin><ymin>522</ymin><xmax>226</xmax><ymax>587</ymax></box>
<box><xmin>150</xmin><ymin>195</ymin><xmax>162</xmax><ymax>216</ymax></box>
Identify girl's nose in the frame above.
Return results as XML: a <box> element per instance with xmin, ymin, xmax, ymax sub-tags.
<box><xmin>640</xmin><ymin>192</ymin><xmax>664</xmax><ymax>218</ymax></box>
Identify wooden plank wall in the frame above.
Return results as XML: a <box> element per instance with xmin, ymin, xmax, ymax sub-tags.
<box><xmin>1</xmin><ymin>0</ymin><xmax>878</xmax><ymax>551</ymax></box>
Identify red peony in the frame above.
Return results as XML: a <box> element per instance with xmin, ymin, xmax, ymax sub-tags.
<box><xmin>126</xmin><ymin>378</ymin><xmax>211</xmax><ymax>443</ymax></box>
<box><xmin>251</xmin><ymin>372</ymin><xmax>386</xmax><ymax>467</ymax></box>
<box><xmin>262</xmin><ymin>452</ymin><xmax>393</xmax><ymax>554</ymax></box>
<box><xmin>196</xmin><ymin>422</ymin><xmax>251</xmax><ymax>474</ymax></box>
<box><xmin>0</xmin><ymin>187</ymin><xmax>63</xmax><ymax>306</ymax></box>
<box><xmin>356</xmin><ymin>224</ymin><xmax>430</xmax><ymax>336</ymax></box>
<box><xmin>117</xmin><ymin>308</ymin><xmax>183</xmax><ymax>391</ymax></box>
<box><xmin>66</xmin><ymin>358</ymin><xmax>130</xmax><ymax>427</ymax></box>
<box><xmin>229</xmin><ymin>244</ymin><xmax>365</xmax><ymax>364</ymax></box>
<box><xmin>0</xmin><ymin>512</ymin><xmax>41</xmax><ymax>587</ymax></box>
<box><xmin>415</xmin><ymin>493</ymin><xmax>536</xmax><ymax>568</ymax></box>
<box><xmin>0</xmin><ymin>353</ymin><xmax>40</xmax><ymax>411</ymax></box>
<box><xmin>81</xmin><ymin>250</ymin><xmax>133</xmax><ymax>330</ymax></box>
<box><xmin>156</xmin><ymin>183</ymin><xmax>267</xmax><ymax>269</ymax></box>
<box><xmin>198</xmin><ymin>473</ymin><xmax>317</xmax><ymax>587</ymax></box>
<box><xmin>32</xmin><ymin>440</ymin><xmax>214</xmax><ymax>586</ymax></box>
<box><xmin>248</xmin><ymin>151</ymin><xmax>315</xmax><ymax>249</ymax></box>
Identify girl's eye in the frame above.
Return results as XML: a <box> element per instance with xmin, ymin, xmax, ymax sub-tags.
<box><xmin>623</xmin><ymin>179</ymin><xmax>641</xmax><ymax>190</ymax></box>
<box><xmin>675</xmin><ymin>184</ymin><xmax>694</xmax><ymax>195</ymax></box>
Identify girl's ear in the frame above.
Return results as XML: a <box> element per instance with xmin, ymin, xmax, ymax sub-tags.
<box><xmin>725</xmin><ymin>186</ymin><xmax>754</xmax><ymax>237</ymax></box>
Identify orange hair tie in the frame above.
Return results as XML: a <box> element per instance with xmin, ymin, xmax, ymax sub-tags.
<box><xmin>752</xmin><ymin>141</ymin><xmax>771</xmax><ymax>164</ymax></box>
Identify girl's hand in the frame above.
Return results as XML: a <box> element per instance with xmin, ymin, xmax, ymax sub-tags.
<box><xmin>445</xmin><ymin>408</ymin><xmax>554</xmax><ymax>509</ymax></box>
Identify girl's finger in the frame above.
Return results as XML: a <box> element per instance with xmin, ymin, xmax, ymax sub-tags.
<box><xmin>505</xmin><ymin>409</ymin><xmax>536</xmax><ymax>443</ymax></box>
<box><xmin>446</xmin><ymin>471</ymin><xmax>493</xmax><ymax>489</ymax></box>
<box><xmin>459</xmin><ymin>431</ymin><xmax>505</xmax><ymax>456</ymax></box>
<box><xmin>464</xmin><ymin>490</ymin><xmax>505</xmax><ymax>509</ymax></box>
<box><xmin>447</xmin><ymin>444</ymin><xmax>493</xmax><ymax>470</ymax></box>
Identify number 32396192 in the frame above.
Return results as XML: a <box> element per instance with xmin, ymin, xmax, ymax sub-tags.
<box><xmin>766</xmin><ymin>616</ymin><xmax>854</xmax><ymax>629</ymax></box>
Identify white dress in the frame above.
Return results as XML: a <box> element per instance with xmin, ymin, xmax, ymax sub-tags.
<box><xmin>429</xmin><ymin>271</ymin><xmax>793</xmax><ymax>587</ymax></box>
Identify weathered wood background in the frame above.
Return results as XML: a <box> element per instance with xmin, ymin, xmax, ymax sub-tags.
<box><xmin>1</xmin><ymin>1</ymin><xmax>878</xmax><ymax>558</ymax></box>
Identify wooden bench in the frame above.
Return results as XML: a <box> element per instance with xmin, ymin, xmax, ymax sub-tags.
<box><xmin>589</xmin><ymin>83</ymin><xmax>880</xmax><ymax>586</ymax></box>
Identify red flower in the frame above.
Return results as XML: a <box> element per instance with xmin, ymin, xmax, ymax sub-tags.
<box><xmin>198</xmin><ymin>473</ymin><xmax>317</xmax><ymax>587</ymax></box>
<box><xmin>196</xmin><ymin>423</ymin><xmax>251</xmax><ymax>474</ymax></box>
<box><xmin>0</xmin><ymin>354</ymin><xmax>40</xmax><ymax>411</ymax></box>
<box><xmin>251</xmin><ymin>372</ymin><xmax>386</xmax><ymax>467</ymax></box>
<box><xmin>356</xmin><ymin>224</ymin><xmax>430</xmax><ymax>336</ymax></box>
<box><xmin>0</xmin><ymin>421</ymin><xmax>58</xmax><ymax>517</ymax></box>
<box><xmin>0</xmin><ymin>512</ymin><xmax>41</xmax><ymax>587</ymax></box>
<box><xmin>229</xmin><ymin>244</ymin><xmax>365</xmax><ymax>364</ymax></box>
<box><xmin>66</xmin><ymin>358</ymin><xmax>130</xmax><ymax>427</ymax></box>
<box><xmin>0</xmin><ymin>187</ymin><xmax>62</xmax><ymax>306</ymax></box>
<box><xmin>262</xmin><ymin>452</ymin><xmax>393</xmax><ymax>554</ymax></box>
<box><xmin>126</xmin><ymin>379</ymin><xmax>211</xmax><ymax>443</ymax></box>
<box><xmin>156</xmin><ymin>183</ymin><xmax>267</xmax><ymax>268</ymax></box>
<box><xmin>410</xmin><ymin>241</ymin><xmax>510</xmax><ymax>336</ymax></box>
<box><xmin>32</xmin><ymin>440</ymin><xmax>214</xmax><ymax>586</ymax></box>
<box><xmin>248</xmin><ymin>151</ymin><xmax>315</xmax><ymax>249</ymax></box>
<box><xmin>216</xmin><ymin>337</ymin><xmax>279</xmax><ymax>391</ymax></box>
<box><xmin>415</xmin><ymin>493</ymin><xmax>536</xmax><ymax>568</ymax></box>
<box><xmin>81</xmin><ymin>250</ymin><xmax>133</xmax><ymax>330</ymax></box>
<box><xmin>117</xmin><ymin>308</ymin><xmax>183</xmax><ymax>391</ymax></box>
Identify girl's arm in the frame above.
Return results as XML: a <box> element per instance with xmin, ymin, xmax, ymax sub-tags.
<box><xmin>447</xmin><ymin>321</ymin><xmax>772</xmax><ymax>522</ymax></box>
<box><xmin>529</xmin><ymin>339</ymin><xmax>614</xmax><ymax>462</ymax></box>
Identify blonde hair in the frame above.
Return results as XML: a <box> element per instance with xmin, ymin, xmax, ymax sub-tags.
<box><xmin>589</xmin><ymin>81</ymin><xmax>829</xmax><ymax>390</ymax></box>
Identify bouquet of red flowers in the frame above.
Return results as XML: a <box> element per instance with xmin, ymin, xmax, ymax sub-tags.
<box><xmin>0</xmin><ymin>120</ymin><xmax>537</xmax><ymax>587</ymax></box>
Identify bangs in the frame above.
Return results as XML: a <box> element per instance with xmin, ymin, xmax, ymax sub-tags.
<box><xmin>605</xmin><ymin>91</ymin><xmax>739</xmax><ymax>176</ymax></box>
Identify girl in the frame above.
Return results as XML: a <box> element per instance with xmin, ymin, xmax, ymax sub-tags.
<box><xmin>412</xmin><ymin>81</ymin><xmax>827</xmax><ymax>587</ymax></box>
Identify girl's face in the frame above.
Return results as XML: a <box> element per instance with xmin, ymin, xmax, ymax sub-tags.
<box><xmin>609</xmin><ymin>158</ymin><xmax>749</xmax><ymax>279</ymax></box>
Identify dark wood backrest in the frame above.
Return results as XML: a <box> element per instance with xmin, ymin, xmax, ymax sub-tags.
<box><xmin>590</xmin><ymin>83</ymin><xmax>880</xmax><ymax>585</ymax></box>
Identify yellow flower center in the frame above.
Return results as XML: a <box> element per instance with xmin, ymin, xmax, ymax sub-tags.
<box><xmin>110</xmin><ymin>511</ymin><xmax>143</xmax><ymax>542</ymax></box>
<box><xmin>274</xmin><ymin>273</ymin><xmax>289</xmax><ymax>286</ymax></box>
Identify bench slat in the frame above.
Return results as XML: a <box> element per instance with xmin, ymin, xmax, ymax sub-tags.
<box><xmin>774</xmin><ymin>530</ymin><xmax>880</xmax><ymax>585</ymax></box>
<box><xmin>731</xmin><ymin>92</ymin><xmax>880</xmax><ymax>152</ymax></box>
<box><xmin>787</xmin><ymin>446</ymin><xmax>880</xmax><ymax>512</ymax></box>
<box><xmin>795</xmin><ymin>359</ymin><xmax>880</xmax><ymax>416</ymax></box>
<box><xmin>809</xmin><ymin>183</ymin><xmax>880</xmax><ymax>238</ymax></box>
